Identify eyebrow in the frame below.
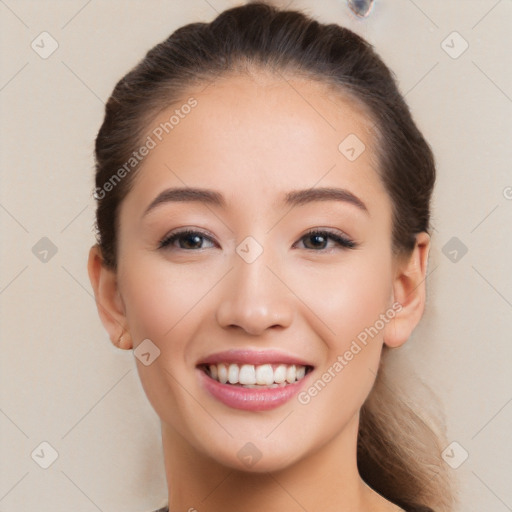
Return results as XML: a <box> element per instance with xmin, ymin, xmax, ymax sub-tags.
<box><xmin>285</xmin><ymin>187</ymin><xmax>368</xmax><ymax>213</ymax></box>
<box><xmin>143</xmin><ymin>186</ymin><xmax>368</xmax><ymax>217</ymax></box>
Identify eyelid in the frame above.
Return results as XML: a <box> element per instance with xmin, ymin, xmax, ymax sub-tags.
<box><xmin>158</xmin><ymin>227</ymin><xmax>217</xmax><ymax>249</ymax></box>
<box><xmin>301</xmin><ymin>227</ymin><xmax>353</xmax><ymax>240</ymax></box>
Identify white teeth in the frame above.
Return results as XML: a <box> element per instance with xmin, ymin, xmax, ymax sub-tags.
<box><xmin>255</xmin><ymin>364</ymin><xmax>274</xmax><ymax>386</ymax></box>
<box><xmin>239</xmin><ymin>364</ymin><xmax>256</xmax><ymax>385</ymax></box>
<box><xmin>217</xmin><ymin>363</ymin><xmax>228</xmax><ymax>384</ymax></box>
<box><xmin>286</xmin><ymin>365</ymin><xmax>296</xmax><ymax>383</ymax></box>
<box><xmin>205</xmin><ymin>362</ymin><xmax>309</xmax><ymax>386</ymax></box>
<box><xmin>228</xmin><ymin>363</ymin><xmax>239</xmax><ymax>384</ymax></box>
<box><xmin>273</xmin><ymin>364</ymin><xmax>287</xmax><ymax>383</ymax></box>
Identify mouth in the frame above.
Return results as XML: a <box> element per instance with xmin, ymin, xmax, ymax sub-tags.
<box><xmin>195</xmin><ymin>351</ymin><xmax>315</xmax><ymax>411</ymax></box>
<box><xmin>198</xmin><ymin>362</ymin><xmax>314</xmax><ymax>388</ymax></box>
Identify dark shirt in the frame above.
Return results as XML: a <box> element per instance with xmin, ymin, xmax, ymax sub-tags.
<box><xmin>152</xmin><ymin>505</ymin><xmax>434</xmax><ymax>512</ymax></box>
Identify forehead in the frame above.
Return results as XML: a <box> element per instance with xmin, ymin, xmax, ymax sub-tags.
<box><xmin>123</xmin><ymin>71</ymin><xmax>388</xmax><ymax>215</ymax></box>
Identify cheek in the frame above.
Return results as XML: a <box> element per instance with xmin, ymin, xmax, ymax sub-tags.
<box><xmin>120</xmin><ymin>255</ymin><xmax>202</xmax><ymax>341</ymax></box>
<box><xmin>118</xmin><ymin>254</ymin><xmax>225</xmax><ymax>380</ymax></box>
<box><xmin>118</xmin><ymin>257</ymin><xmax>213</xmax><ymax>432</ymax></box>
<box><xmin>289</xmin><ymin>251</ymin><xmax>393</xmax><ymax>348</ymax></box>
<box><xmin>291</xmin><ymin>257</ymin><xmax>392</xmax><ymax>439</ymax></box>
<box><xmin>288</xmin><ymin>249</ymin><xmax>393</xmax><ymax>407</ymax></box>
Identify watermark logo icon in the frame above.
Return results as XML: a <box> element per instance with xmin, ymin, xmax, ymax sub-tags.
<box><xmin>237</xmin><ymin>442</ymin><xmax>262</xmax><ymax>467</ymax></box>
<box><xmin>31</xmin><ymin>32</ymin><xmax>59</xmax><ymax>59</ymax></box>
<box><xmin>442</xmin><ymin>236</ymin><xmax>468</xmax><ymax>263</ymax></box>
<box><xmin>441</xmin><ymin>31</ymin><xmax>469</xmax><ymax>59</ymax></box>
<box><xmin>236</xmin><ymin>236</ymin><xmax>263</xmax><ymax>264</ymax></box>
<box><xmin>134</xmin><ymin>339</ymin><xmax>161</xmax><ymax>366</ymax></box>
<box><xmin>441</xmin><ymin>441</ymin><xmax>469</xmax><ymax>469</ymax></box>
<box><xmin>32</xmin><ymin>237</ymin><xmax>58</xmax><ymax>263</ymax></box>
<box><xmin>31</xmin><ymin>441</ymin><xmax>59</xmax><ymax>469</ymax></box>
<box><xmin>338</xmin><ymin>133</ymin><xmax>366</xmax><ymax>162</ymax></box>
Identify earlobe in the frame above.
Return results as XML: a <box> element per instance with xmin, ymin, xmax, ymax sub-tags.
<box><xmin>87</xmin><ymin>245</ymin><xmax>133</xmax><ymax>350</ymax></box>
<box><xmin>383</xmin><ymin>232</ymin><xmax>431</xmax><ymax>349</ymax></box>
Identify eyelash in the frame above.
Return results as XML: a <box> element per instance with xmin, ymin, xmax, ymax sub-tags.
<box><xmin>158</xmin><ymin>228</ymin><xmax>357</xmax><ymax>251</ymax></box>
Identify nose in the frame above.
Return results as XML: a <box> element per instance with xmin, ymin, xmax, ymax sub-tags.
<box><xmin>215</xmin><ymin>248</ymin><xmax>294</xmax><ymax>336</ymax></box>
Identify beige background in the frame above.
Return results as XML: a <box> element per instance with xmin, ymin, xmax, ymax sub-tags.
<box><xmin>1</xmin><ymin>0</ymin><xmax>511</xmax><ymax>511</ymax></box>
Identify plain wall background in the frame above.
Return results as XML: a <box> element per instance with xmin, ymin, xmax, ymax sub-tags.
<box><xmin>1</xmin><ymin>1</ymin><xmax>511</xmax><ymax>511</ymax></box>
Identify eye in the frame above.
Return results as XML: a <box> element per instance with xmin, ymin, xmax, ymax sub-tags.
<box><xmin>158</xmin><ymin>229</ymin><xmax>216</xmax><ymax>250</ymax></box>
<box><xmin>158</xmin><ymin>228</ymin><xmax>356</xmax><ymax>252</ymax></box>
<box><xmin>294</xmin><ymin>229</ymin><xmax>356</xmax><ymax>251</ymax></box>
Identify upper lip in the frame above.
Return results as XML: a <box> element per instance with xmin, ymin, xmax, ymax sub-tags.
<box><xmin>197</xmin><ymin>349</ymin><xmax>314</xmax><ymax>367</ymax></box>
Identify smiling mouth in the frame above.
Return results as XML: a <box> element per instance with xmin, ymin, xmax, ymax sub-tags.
<box><xmin>198</xmin><ymin>362</ymin><xmax>314</xmax><ymax>388</ymax></box>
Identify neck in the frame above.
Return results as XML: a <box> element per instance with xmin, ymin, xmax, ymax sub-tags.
<box><xmin>160</xmin><ymin>413</ymin><xmax>383</xmax><ymax>512</ymax></box>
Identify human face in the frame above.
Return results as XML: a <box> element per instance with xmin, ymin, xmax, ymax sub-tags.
<box><xmin>115</xmin><ymin>72</ymin><xmax>396</xmax><ymax>471</ymax></box>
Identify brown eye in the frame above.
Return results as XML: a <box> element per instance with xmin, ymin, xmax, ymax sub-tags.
<box><xmin>159</xmin><ymin>229</ymin><xmax>216</xmax><ymax>250</ymax></box>
<box><xmin>303</xmin><ymin>233</ymin><xmax>329</xmax><ymax>250</ymax></box>
<box><xmin>296</xmin><ymin>230</ymin><xmax>356</xmax><ymax>251</ymax></box>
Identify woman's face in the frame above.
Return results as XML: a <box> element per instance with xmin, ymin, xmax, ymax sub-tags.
<box><xmin>115</xmin><ymin>72</ymin><xmax>398</xmax><ymax>471</ymax></box>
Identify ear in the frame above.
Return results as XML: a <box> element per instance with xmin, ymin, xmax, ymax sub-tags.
<box><xmin>383</xmin><ymin>232</ymin><xmax>431</xmax><ymax>348</ymax></box>
<box><xmin>87</xmin><ymin>244</ymin><xmax>133</xmax><ymax>350</ymax></box>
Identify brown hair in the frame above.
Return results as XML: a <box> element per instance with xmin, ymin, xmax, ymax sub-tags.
<box><xmin>93</xmin><ymin>2</ymin><xmax>455</xmax><ymax>509</ymax></box>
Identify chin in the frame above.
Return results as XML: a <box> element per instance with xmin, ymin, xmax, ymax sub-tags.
<box><xmin>207</xmin><ymin>442</ymin><xmax>302</xmax><ymax>474</ymax></box>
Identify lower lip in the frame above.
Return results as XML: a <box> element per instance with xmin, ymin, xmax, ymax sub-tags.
<box><xmin>197</xmin><ymin>368</ymin><xmax>311</xmax><ymax>411</ymax></box>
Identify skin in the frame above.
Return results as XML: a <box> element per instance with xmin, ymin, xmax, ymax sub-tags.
<box><xmin>88</xmin><ymin>71</ymin><xmax>430</xmax><ymax>512</ymax></box>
